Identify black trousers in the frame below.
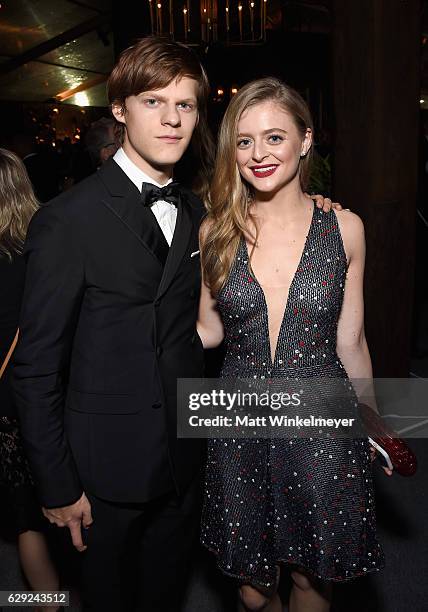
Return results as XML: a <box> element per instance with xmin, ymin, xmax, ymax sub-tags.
<box><xmin>80</xmin><ymin>477</ymin><xmax>201</xmax><ymax>612</ymax></box>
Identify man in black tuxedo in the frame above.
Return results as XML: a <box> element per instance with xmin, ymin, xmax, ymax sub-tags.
<box><xmin>11</xmin><ymin>37</ymin><xmax>213</xmax><ymax>612</ymax></box>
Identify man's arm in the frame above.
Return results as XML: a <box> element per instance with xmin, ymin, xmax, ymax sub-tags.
<box><xmin>11</xmin><ymin>204</ymin><xmax>85</xmax><ymax>508</ymax></box>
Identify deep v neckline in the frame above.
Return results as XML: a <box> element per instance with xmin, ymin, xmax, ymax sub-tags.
<box><xmin>242</xmin><ymin>202</ymin><xmax>316</xmax><ymax>367</ymax></box>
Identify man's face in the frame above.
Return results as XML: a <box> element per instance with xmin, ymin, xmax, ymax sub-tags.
<box><xmin>112</xmin><ymin>77</ymin><xmax>199</xmax><ymax>179</ymax></box>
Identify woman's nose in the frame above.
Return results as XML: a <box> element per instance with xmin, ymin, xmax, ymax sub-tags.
<box><xmin>252</xmin><ymin>140</ymin><xmax>268</xmax><ymax>162</ymax></box>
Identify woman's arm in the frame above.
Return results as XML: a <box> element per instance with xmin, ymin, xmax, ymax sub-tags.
<box><xmin>335</xmin><ymin>210</ymin><xmax>373</xmax><ymax>391</ymax></box>
<box><xmin>196</xmin><ymin>220</ymin><xmax>224</xmax><ymax>349</ymax></box>
<box><xmin>336</xmin><ymin>211</ymin><xmax>392</xmax><ymax>475</ymax></box>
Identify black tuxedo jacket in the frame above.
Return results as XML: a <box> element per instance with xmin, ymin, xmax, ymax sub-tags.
<box><xmin>11</xmin><ymin>159</ymin><xmax>205</xmax><ymax>508</ymax></box>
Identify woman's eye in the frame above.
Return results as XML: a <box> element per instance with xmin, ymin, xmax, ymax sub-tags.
<box><xmin>268</xmin><ymin>134</ymin><xmax>284</xmax><ymax>143</ymax></box>
<box><xmin>237</xmin><ymin>138</ymin><xmax>251</xmax><ymax>148</ymax></box>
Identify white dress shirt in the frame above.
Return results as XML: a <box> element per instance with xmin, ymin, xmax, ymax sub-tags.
<box><xmin>113</xmin><ymin>147</ymin><xmax>178</xmax><ymax>246</ymax></box>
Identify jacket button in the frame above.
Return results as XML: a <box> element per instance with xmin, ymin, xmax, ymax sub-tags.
<box><xmin>152</xmin><ymin>402</ymin><xmax>162</xmax><ymax>409</ymax></box>
<box><xmin>154</xmin><ymin>299</ymin><xmax>161</xmax><ymax>308</ymax></box>
<box><xmin>156</xmin><ymin>346</ymin><xmax>163</xmax><ymax>357</ymax></box>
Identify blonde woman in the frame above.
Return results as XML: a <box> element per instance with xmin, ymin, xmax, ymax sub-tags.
<box><xmin>0</xmin><ymin>149</ymin><xmax>61</xmax><ymax>612</ymax></box>
<box><xmin>197</xmin><ymin>79</ymin><xmax>391</xmax><ymax>612</ymax></box>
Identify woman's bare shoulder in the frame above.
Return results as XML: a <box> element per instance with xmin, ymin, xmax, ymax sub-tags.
<box><xmin>334</xmin><ymin>209</ymin><xmax>365</xmax><ymax>261</ymax></box>
<box><xmin>335</xmin><ymin>209</ymin><xmax>364</xmax><ymax>237</ymax></box>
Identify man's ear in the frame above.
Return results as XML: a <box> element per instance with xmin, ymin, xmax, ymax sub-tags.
<box><xmin>111</xmin><ymin>103</ymin><xmax>126</xmax><ymax>125</ymax></box>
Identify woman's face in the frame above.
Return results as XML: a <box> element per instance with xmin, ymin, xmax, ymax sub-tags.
<box><xmin>235</xmin><ymin>100</ymin><xmax>311</xmax><ymax>196</ymax></box>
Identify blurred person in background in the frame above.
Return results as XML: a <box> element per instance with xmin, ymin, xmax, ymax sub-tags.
<box><xmin>85</xmin><ymin>117</ymin><xmax>119</xmax><ymax>172</ymax></box>
<box><xmin>8</xmin><ymin>133</ymin><xmax>60</xmax><ymax>203</ymax></box>
<box><xmin>0</xmin><ymin>148</ymin><xmax>61</xmax><ymax>612</ymax></box>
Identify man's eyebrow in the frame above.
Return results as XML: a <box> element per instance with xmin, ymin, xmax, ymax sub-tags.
<box><xmin>139</xmin><ymin>92</ymin><xmax>197</xmax><ymax>103</ymax></box>
<box><xmin>237</xmin><ymin>128</ymin><xmax>288</xmax><ymax>137</ymax></box>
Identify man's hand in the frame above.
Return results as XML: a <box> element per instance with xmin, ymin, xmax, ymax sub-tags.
<box><xmin>43</xmin><ymin>492</ymin><xmax>93</xmax><ymax>552</ymax></box>
<box><xmin>306</xmin><ymin>193</ymin><xmax>347</xmax><ymax>213</ymax></box>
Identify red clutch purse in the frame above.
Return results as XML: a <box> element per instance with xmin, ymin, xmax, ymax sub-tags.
<box><xmin>359</xmin><ymin>403</ymin><xmax>417</xmax><ymax>477</ymax></box>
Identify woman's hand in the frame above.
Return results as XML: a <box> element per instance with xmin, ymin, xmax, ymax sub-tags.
<box><xmin>369</xmin><ymin>444</ymin><xmax>394</xmax><ymax>476</ymax></box>
<box><xmin>197</xmin><ymin>220</ymin><xmax>225</xmax><ymax>349</ymax></box>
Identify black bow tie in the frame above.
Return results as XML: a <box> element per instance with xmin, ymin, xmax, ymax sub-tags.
<box><xmin>141</xmin><ymin>182</ymin><xmax>181</xmax><ymax>208</ymax></box>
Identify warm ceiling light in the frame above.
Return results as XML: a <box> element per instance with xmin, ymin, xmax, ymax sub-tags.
<box><xmin>74</xmin><ymin>92</ymin><xmax>89</xmax><ymax>107</ymax></box>
<box><xmin>55</xmin><ymin>74</ymin><xmax>106</xmax><ymax>103</ymax></box>
<box><xmin>217</xmin><ymin>88</ymin><xmax>224</xmax><ymax>95</ymax></box>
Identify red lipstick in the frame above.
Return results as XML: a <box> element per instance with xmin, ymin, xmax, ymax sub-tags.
<box><xmin>250</xmin><ymin>164</ymin><xmax>278</xmax><ymax>178</ymax></box>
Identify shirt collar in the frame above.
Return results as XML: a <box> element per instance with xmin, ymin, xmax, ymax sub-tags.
<box><xmin>113</xmin><ymin>147</ymin><xmax>173</xmax><ymax>191</ymax></box>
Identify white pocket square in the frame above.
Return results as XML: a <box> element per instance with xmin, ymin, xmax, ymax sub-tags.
<box><xmin>190</xmin><ymin>250</ymin><xmax>200</xmax><ymax>258</ymax></box>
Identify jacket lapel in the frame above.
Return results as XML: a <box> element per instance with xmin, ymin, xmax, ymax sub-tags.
<box><xmin>97</xmin><ymin>159</ymin><xmax>163</xmax><ymax>268</ymax></box>
<box><xmin>156</xmin><ymin>193</ymin><xmax>193</xmax><ymax>299</ymax></box>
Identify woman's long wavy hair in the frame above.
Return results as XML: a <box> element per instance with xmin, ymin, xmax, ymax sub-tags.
<box><xmin>202</xmin><ymin>77</ymin><xmax>314</xmax><ymax>296</ymax></box>
<box><xmin>0</xmin><ymin>148</ymin><xmax>39</xmax><ymax>261</ymax></box>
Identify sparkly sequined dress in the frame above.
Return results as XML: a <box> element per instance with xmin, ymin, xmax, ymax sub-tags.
<box><xmin>201</xmin><ymin>204</ymin><xmax>385</xmax><ymax>587</ymax></box>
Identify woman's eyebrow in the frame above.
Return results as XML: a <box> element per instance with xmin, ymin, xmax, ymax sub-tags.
<box><xmin>237</xmin><ymin>128</ymin><xmax>288</xmax><ymax>137</ymax></box>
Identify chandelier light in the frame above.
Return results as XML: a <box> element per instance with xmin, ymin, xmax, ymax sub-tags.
<box><xmin>147</xmin><ymin>0</ymin><xmax>268</xmax><ymax>45</ymax></box>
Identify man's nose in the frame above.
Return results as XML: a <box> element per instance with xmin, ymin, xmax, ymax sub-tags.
<box><xmin>161</xmin><ymin>104</ymin><xmax>181</xmax><ymax>127</ymax></box>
